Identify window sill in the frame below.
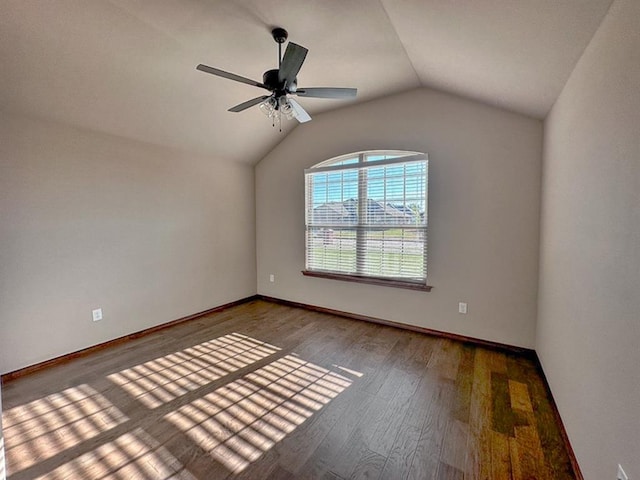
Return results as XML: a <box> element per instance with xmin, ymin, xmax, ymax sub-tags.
<box><xmin>301</xmin><ymin>270</ymin><xmax>432</xmax><ymax>292</ymax></box>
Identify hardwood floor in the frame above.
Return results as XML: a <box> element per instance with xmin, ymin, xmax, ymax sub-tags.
<box><xmin>1</xmin><ymin>300</ymin><xmax>577</xmax><ymax>480</ymax></box>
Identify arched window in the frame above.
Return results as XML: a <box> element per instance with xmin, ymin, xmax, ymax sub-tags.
<box><xmin>303</xmin><ymin>150</ymin><xmax>430</xmax><ymax>290</ymax></box>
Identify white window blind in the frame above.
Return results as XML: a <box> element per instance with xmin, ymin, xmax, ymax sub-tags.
<box><xmin>305</xmin><ymin>151</ymin><xmax>428</xmax><ymax>286</ymax></box>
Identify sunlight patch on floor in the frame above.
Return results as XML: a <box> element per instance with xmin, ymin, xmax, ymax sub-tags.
<box><xmin>164</xmin><ymin>354</ymin><xmax>354</xmax><ymax>473</ymax></box>
<box><xmin>3</xmin><ymin>332</ymin><xmax>360</xmax><ymax>479</ymax></box>
<box><xmin>33</xmin><ymin>428</ymin><xmax>197</xmax><ymax>480</ymax></box>
<box><xmin>0</xmin><ymin>436</ymin><xmax>5</xmax><ymax>480</ymax></box>
<box><xmin>3</xmin><ymin>384</ymin><xmax>128</xmax><ymax>472</ymax></box>
<box><xmin>108</xmin><ymin>333</ymin><xmax>280</xmax><ymax>408</ymax></box>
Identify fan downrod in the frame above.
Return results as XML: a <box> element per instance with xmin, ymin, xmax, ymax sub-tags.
<box><xmin>271</xmin><ymin>27</ymin><xmax>288</xmax><ymax>44</ymax></box>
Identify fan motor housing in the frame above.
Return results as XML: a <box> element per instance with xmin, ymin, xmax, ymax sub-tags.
<box><xmin>263</xmin><ymin>69</ymin><xmax>296</xmax><ymax>93</ymax></box>
<box><xmin>262</xmin><ymin>69</ymin><xmax>279</xmax><ymax>89</ymax></box>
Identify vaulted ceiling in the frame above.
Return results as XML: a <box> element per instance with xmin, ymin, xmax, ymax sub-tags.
<box><xmin>1</xmin><ymin>0</ymin><xmax>613</xmax><ymax>164</ymax></box>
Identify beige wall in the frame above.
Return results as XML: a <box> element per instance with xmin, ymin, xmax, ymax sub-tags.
<box><xmin>256</xmin><ymin>88</ymin><xmax>542</xmax><ymax>348</ymax></box>
<box><xmin>0</xmin><ymin>383</ymin><xmax>4</xmax><ymax>480</ymax></box>
<box><xmin>537</xmin><ymin>0</ymin><xmax>640</xmax><ymax>478</ymax></box>
<box><xmin>0</xmin><ymin>113</ymin><xmax>256</xmax><ymax>374</ymax></box>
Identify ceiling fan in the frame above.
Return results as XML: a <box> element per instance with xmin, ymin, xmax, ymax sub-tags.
<box><xmin>196</xmin><ymin>27</ymin><xmax>357</xmax><ymax>128</ymax></box>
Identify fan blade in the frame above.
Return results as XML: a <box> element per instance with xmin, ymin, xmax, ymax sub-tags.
<box><xmin>295</xmin><ymin>87</ymin><xmax>357</xmax><ymax>99</ymax></box>
<box><xmin>289</xmin><ymin>98</ymin><xmax>312</xmax><ymax>123</ymax></box>
<box><xmin>228</xmin><ymin>95</ymin><xmax>270</xmax><ymax>113</ymax></box>
<box><xmin>278</xmin><ymin>42</ymin><xmax>308</xmax><ymax>88</ymax></box>
<box><xmin>196</xmin><ymin>64</ymin><xmax>268</xmax><ymax>90</ymax></box>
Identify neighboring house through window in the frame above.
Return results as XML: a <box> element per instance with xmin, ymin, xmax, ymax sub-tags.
<box><xmin>303</xmin><ymin>150</ymin><xmax>430</xmax><ymax>290</ymax></box>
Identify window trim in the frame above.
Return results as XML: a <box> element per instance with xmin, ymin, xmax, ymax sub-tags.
<box><xmin>301</xmin><ymin>269</ymin><xmax>433</xmax><ymax>291</ymax></box>
<box><xmin>304</xmin><ymin>150</ymin><xmax>432</xmax><ymax>291</ymax></box>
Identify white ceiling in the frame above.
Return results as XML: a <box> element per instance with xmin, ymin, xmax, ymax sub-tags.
<box><xmin>1</xmin><ymin>0</ymin><xmax>613</xmax><ymax>164</ymax></box>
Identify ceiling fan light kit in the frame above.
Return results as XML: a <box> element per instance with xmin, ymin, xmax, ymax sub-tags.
<box><xmin>196</xmin><ymin>27</ymin><xmax>357</xmax><ymax>130</ymax></box>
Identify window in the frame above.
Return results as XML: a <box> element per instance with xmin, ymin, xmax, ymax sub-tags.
<box><xmin>303</xmin><ymin>150</ymin><xmax>430</xmax><ymax>291</ymax></box>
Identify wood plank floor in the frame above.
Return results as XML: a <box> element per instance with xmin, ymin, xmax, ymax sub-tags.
<box><xmin>1</xmin><ymin>300</ymin><xmax>577</xmax><ymax>480</ymax></box>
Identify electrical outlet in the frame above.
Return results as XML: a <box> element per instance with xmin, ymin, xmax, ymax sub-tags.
<box><xmin>618</xmin><ymin>465</ymin><xmax>628</xmax><ymax>480</ymax></box>
<box><xmin>92</xmin><ymin>308</ymin><xmax>103</xmax><ymax>322</ymax></box>
<box><xmin>458</xmin><ymin>302</ymin><xmax>468</xmax><ymax>314</ymax></box>
<box><xmin>269</xmin><ymin>274</ymin><xmax>275</xmax><ymax>283</ymax></box>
